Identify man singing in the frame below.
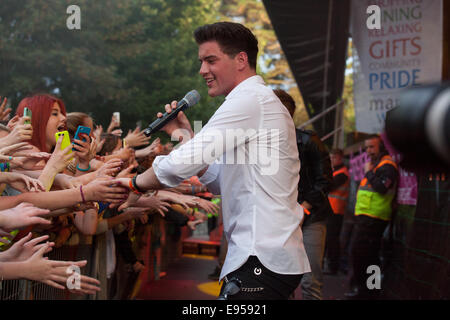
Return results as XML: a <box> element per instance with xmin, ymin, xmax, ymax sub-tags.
<box><xmin>118</xmin><ymin>22</ymin><xmax>310</xmax><ymax>300</ymax></box>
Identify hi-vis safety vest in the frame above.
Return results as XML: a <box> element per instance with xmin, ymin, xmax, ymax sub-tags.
<box><xmin>328</xmin><ymin>166</ymin><xmax>349</xmax><ymax>215</ymax></box>
<box><xmin>355</xmin><ymin>155</ymin><xmax>398</xmax><ymax>221</ymax></box>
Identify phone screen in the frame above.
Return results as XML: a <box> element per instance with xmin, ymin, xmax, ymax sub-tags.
<box><xmin>23</xmin><ymin>107</ymin><xmax>32</xmax><ymax>124</ymax></box>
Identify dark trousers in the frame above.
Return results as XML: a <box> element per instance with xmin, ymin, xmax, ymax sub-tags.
<box><xmin>325</xmin><ymin>214</ymin><xmax>344</xmax><ymax>272</ymax></box>
<box><xmin>349</xmin><ymin>215</ymin><xmax>388</xmax><ymax>296</ymax></box>
<box><xmin>219</xmin><ymin>256</ymin><xmax>302</xmax><ymax>300</ymax></box>
<box><xmin>339</xmin><ymin>220</ymin><xmax>355</xmax><ymax>274</ymax></box>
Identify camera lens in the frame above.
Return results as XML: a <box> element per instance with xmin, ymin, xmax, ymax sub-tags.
<box><xmin>385</xmin><ymin>83</ymin><xmax>450</xmax><ymax>170</ymax></box>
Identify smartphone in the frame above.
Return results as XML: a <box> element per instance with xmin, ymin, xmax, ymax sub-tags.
<box><xmin>73</xmin><ymin>125</ymin><xmax>91</xmax><ymax>151</ymax></box>
<box><xmin>74</xmin><ymin>125</ymin><xmax>91</xmax><ymax>142</ymax></box>
<box><xmin>113</xmin><ymin>112</ymin><xmax>120</xmax><ymax>123</ymax></box>
<box><xmin>55</xmin><ymin>131</ymin><xmax>73</xmax><ymax>156</ymax></box>
<box><xmin>23</xmin><ymin>107</ymin><xmax>32</xmax><ymax>124</ymax></box>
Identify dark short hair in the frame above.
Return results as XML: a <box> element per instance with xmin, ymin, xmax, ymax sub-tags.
<box><xmin>366</xmin><ymin>134</ymin><xmax>381</xmax><ymax>141</ymax></box>
<box><xmin>365</xmin><ymin>134</ymin><xmax>387</xmax><ymax>153</ymax></box>
<box><xmin>273</xmin><ymin>89</ymin><xmax>296</xmax><ymax>118</ymax></box>
<box><xmin>194</xmin><ymin>22</ymin><xmax>258</xmax><ymax>70</ymax></box>
<box><xmin>330</xmin><ymin>148</ymin><xmax>344</xmax><ymax>157</ymax></box>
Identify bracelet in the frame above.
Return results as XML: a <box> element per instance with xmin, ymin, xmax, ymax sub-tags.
<box><xmin>132</xmin><ymin>175</ymin><xmax>145</xmax><ymax>194</ymax></box>
<box><xmin>129</xmin><ymin>178</ymin><xmax>142</xmax><ymax>195</ymax></box>
<box><xmin>79</xmin><ymin>185</ymin><xmax>86</xmax><ymax>203</ymax></box>
<box><xmin>0</xmin><ymin>162</ymin><xmax>10</xmax><ymax>172</ymax></box>
<box><xmin>67</xmin><ymin>162</ymin><xmax>77</xmax><ymax>174</ymax></box>
<box><xmin>76</xmin><ymin>163</ymin><xmax>91</xmax><ymax>172</ymax></box>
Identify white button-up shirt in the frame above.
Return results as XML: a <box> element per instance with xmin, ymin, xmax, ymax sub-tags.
<box><xmin>153</xmin><ymin>75</ymin><xmax>310</xmax><ymax>281</ymax></box>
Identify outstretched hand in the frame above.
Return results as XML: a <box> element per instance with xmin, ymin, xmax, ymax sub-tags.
<box><xmin>0</xmin><ymin>203</ymin><xmax>51</xmax><ymax>231</ymax></box>
<box><xmin>124</xmin><ymin>127</ymin><xmax>151</xmax><ymax>148</ymax></box>
<box><xmin>0</xmin><ymin>233</ymin><xmax>54</xmax><ymax>262</ymax></box>
<box><xmin>0</xmin><ymin>96</ymin><xmax>12</xmax><ymax>121</ymax></box>
<box><xmin>3</xmin><ymin>172</ymin><xmax>46</xmax><ymax>193</ymax></box>
<box><xmin>106</xmin><ymin>177</ymin><xmax>144</xmax><ymax>211</ymax></box>
<box><xmin>82</xmin><ymin>177</ymin><xmax>129</xmax><ymax>205</ymax></box>
<box><xmin>23</xmin><ymin>244</ymin><xmax>100</xmax><ymax>294</ymax></box>
<box><xmin>95</xmin><ymin>158</ymin><xmax>123</xmax><ymax>178</ymax></box>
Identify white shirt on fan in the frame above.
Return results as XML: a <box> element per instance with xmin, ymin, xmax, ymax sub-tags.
<box><xmin>152</xmin><ymin>75</ymin><xmax>310</xmax><ymax>281</ymax></box>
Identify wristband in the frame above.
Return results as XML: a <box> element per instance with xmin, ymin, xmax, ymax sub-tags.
<box><xmin>132</xmin><ymin>175</ymin><xmax>145</xmax><ymax>194</ymax></box>
<box><xmin>129</xmin><ymin>178</ymin><xmax>142</xmax><ymax>195</ymax></box>
<box><xmin>76</xmin><ymin>163</ymin><xmax>91</xmax><ymax>172</ymax></box>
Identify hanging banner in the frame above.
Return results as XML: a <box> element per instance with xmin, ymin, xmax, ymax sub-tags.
<box><xmin>351</xmin><ymin>0</ymin><xmax>443</xmax><ymax>134</ymax></box>
<box><xmin>381</xmin><ymin>132</ymin><xmax>418</xmax><ymax>205</ymax></box>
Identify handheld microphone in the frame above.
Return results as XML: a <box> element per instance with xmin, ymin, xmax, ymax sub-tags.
<box><xmin>143</xmin><ymin>90</ymin><xmax>201</xmax><ymax>137</ymax></box>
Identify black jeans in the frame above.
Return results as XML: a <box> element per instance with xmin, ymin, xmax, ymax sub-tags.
<box><xmin>219</xmin><ymin>256</ymin><xmax>302</xmax><ymax>300</ymax></box>
<box><xmin>325</xmin><ymin>214</ymin><xmax>344</xmax><ymax>271</ymax></box>
<box><xmin>349</xmin><ymin>215</ymin><xmax>388</xmax><ymax>296</ymax></box>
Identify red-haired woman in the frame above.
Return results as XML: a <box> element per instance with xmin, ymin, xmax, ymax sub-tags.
<box><xmin>11</xmin><ymin>95</ymin><xmax>124</xmax><ymax>245</ymax></box>
<box><xmin>16</xmin><ymin>94</ymin><xmax>67</xmax><ymax>153</ymax></box>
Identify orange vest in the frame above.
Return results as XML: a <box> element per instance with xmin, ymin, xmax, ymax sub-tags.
<box><xmin>328</xmin><ymin>166</ymin><xmax>349</xmax><ymax>215</ymax></box>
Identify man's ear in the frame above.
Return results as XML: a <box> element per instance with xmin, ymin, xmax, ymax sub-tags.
<box><xmin>235</xmin><ymin>51</ymin><xmax>249</xmax><ymax>71</ymax></box>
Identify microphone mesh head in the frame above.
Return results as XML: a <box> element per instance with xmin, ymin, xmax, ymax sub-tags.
<box><xmin>183</xmin><ymin>90</ymin><xmax>201</xmax><ymax>107</ymax></box>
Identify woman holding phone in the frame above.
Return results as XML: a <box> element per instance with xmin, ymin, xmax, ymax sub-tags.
<box><xmin>16</xmin><ymin>94</ymin><xmax>68</xmax><ymax>154</ymax></box>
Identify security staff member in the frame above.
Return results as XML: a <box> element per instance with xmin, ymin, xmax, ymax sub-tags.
<box><xmin>346</xmin><ymin>135</ymin><xmax>398</xmax><ymax>299</ymax></box>
<box><xmin>324</xmin><ymin>148</ymin><xmax>349</xmax><ymax>275</ymax></box>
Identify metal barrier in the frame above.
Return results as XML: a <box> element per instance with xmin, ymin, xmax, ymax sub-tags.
<box><xmin>38</xmin><ymin>245</ymin><xmax>85</xmax><ymax>299</ymax></box>
<box><xmin>0</xmin><ymin>279</ymin><xmax>29</xmax><ymax>300</ymax></box>
<box><xmin>0</xmin><ymin>220</ymin><xmax>191</xmax><ymax>300</ymax></box>
<box><xmin>0</xmin><ymin>243</ymin><xmax>91</xmax><ymax>300</ymax></box>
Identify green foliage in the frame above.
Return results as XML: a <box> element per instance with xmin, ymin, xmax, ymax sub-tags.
<box><xmin>0</xmin><ymin>0</ymin><xmax>312</xmax><ymax>138</ymax></box>
<box><xmin>216</xmin><ymin>0</ymin><xmax>308</xmax><ymax>127</ymax></box>
<box><xmin>0</xmin><ymin>0</ymin><xmax>220</xmax><ymax>139</ymax></box>
<box><xmin>342</xmin><ymin>38</ymin><xmax>356</xmax><ymax>139</ymax></box>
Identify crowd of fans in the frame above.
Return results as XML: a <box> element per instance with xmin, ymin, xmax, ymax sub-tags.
<box><xmin>0</xmin><ymin>93</ymin><xmax>219</xmax><ymax>299</ymax></box>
